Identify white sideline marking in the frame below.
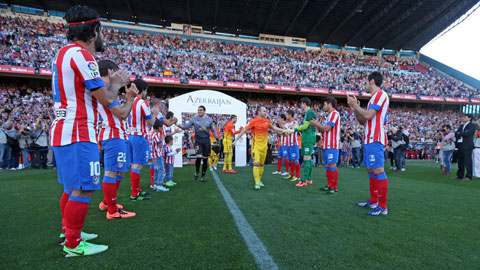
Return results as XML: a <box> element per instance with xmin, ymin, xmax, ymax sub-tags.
<box><xmin>211</xmin><ymin>170</ymin><xmax>279</xmax><ymax>270</ymax></box>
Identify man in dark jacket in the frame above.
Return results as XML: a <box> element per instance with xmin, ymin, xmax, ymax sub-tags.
<box><xmin>390</xmin><ymin>127</ymin><xmax>405</xmax><ymax>172</ymax></box>
<box><xmin>454</xmin><ymin>114</ymin><xmax>477</xmax><ymax>180</ymax></box>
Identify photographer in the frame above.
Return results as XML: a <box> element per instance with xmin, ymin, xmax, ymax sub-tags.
<box><xmin>349</xmin><ymin>128</ymin><xmax>362</xmax><ymax>168</ymax></box>
<box><xmin>0</xmin><ymin>108</ymin><xmax>10</xmax><ymax>171</ymax></box>
<box><xmin>390</xmin><ymin>127</ymin><xmax>406</xmax><ymax>172</ymax></box>
<box><xmin>439</xmin><ymin>125</ymin><xmax>455</xmax><ymax>175</ymax></box>
<box><xmin>32</xmin><ymin>116</ymin><xmax>50</xmax><ymax>169</ymax></box>
<box><xmin>17</xmin><ymin>125</ymin><xmax>34</xmax><ymax>169</ymax></box>
<box><xmin>3</xmin><ymin>109</ymin><xmax>20</xmax><ymax>170</ymax></box>
<box><xmin>400</xmin><ymin>127</ymin><xmax>409</xmax><ymax>171</ymax></box>
<box><xmin>387</xmin><ymin>131</ymin><xmax>395</xmax><ymax>170</ymax></box>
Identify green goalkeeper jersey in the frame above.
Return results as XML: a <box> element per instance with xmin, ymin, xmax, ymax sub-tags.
<box><xmin>295</xmin><ymin>108</ymin><xmax>317</xmax><ymax>144</ymax></box>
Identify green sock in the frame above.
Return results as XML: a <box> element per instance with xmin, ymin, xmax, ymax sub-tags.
<box><xmin>303</xmin><ymin>159</ymin><xmax>312</xmax><ymax>180</ymax></box>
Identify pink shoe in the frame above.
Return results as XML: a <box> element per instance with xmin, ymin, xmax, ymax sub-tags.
<box><xmin>295</xmin><ymin>181</ymin><xmax>307</xmax><ymax>187</ymax></box>
<box><xmin>306</xmin><ymin>180</ymin><xmax>313</xmax><ymax>185</ymax></box>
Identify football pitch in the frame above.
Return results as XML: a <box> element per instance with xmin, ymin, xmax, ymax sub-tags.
<box><xmin>1</xmin><ymin>161</ymin><xmax>479</xmax><ymax>269</ymax></box>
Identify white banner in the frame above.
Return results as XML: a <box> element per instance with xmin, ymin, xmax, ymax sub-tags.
<box><xmin>168</xmin><ymin>90</ymin><xmax>247</xmax><ymax>168</ymax></box>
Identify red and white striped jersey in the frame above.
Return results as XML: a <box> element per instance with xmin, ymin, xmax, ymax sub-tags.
<box><xmin>50</xmin><ymin>42</ymin><xmax>105</xmax><ymax>146</ymax></box>
<box><xmin>322</xmin><ymin>110</ymin><xmax>341</xmax><ymax>149</ymax></box>
<box><xmin>342</xmin><ymin>140</ymin><xmax>351</xmax><ymax>152</ymax></box>
<box><xmin>149</xmin><ymin>131</ymin><xmax>164</xmax><ymax>159</ymax></box>
<box><xmin>165</xmin><ymin>145</ymin><xmax>175</xmax><ymax>164</ymax></box>
<box><xmin>97</xmin><ymin>100</ymin><xmax>128</xmax><ymax>141</ymax></box>
<box><xmin>279</xmin><ymin>133</ymin><xmax>287</xmax><ymax>146</ymax></box>
<box><xmin>364</xmin><ymin>90</ymin><xmax>389</xmax><ymax>145</ymax></box>
<box><xmin>128</xmin><ymin>96</ymin><xmax>152</xmax><ymax>137</ymax></box>
<box><xmin>163</xmin><ymin>124</ymin><xmax>173</xmax><ymax>136</ymax></box>
<box><xmin>285</xmin><ymin>120</ymin><xmax>300</xmax><ymax>146</ymax></box>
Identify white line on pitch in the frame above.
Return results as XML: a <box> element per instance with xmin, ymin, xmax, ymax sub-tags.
<box><xmin>211</xmin><ymin>170</ymin><xmax>279</xmax><ymax>270</ymax></box>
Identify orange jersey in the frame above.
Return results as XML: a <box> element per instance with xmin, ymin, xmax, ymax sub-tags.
<box><xmin>245</xmin><ymin>118</ymin><xmax>272</xmax><ymax>150</ymax></box>
<box><xmin>209</xmin><ymin>128</ymin><xmax>220</xmax><ymax>142</ymax></box>
<box><xmin>223</xmin><ymin>121</ymin><xmax>241</xmax><ymax>142</ymax></box>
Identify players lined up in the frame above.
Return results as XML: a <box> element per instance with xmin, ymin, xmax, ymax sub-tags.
<box><xmin>234</xmin><ymin>72</ymin><xmax>390</xmax><ymax>217</ymax></box>
<box><xmin>52</xmin><ymin>5</ymin><xmax>390</xmax><ymax>258</ymax></box>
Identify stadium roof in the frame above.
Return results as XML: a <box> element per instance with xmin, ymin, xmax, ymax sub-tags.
<box><xmin>3</xmin><ymin>0</ymin><xmax>480</xmax><ymax>50</ymax></box>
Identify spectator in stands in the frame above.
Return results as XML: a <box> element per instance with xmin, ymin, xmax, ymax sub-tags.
<box><xmin>1</xmin><ymin>13</ymin><xmax>478</xmax><ymax>98</ymax></box>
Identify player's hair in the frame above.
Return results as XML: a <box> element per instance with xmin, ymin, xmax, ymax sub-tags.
<box><xmin>300</xmin><ymin>97</ymin><xmax>311</xmax><ymax>106</ymax></box>
<box><xmin>368</xmin><ymin>71</ymin><xmax>383</xmax><ymax>87</ymax></box>
<box><xmin>280</xmin><ymin>114</ymin><xmax>287</xmax><ymax>121</ymax></box>
<box><xmin>324</xmin><ymin>96</ymin><xmax>337</xmax><ymax>108</ymax></box>
<box><xmin>464</xmin><ymin>114</ymin><xmax>473</xmax><ymax>120</ymax></box>
<box><xmin>255</xmin><ymin>106</ymin><xmax>264</xmax><ymax>115</ymax></box>
<box><xmin>198</xmin><ymin>105</ymin><xmax>206</xmax><ymax>112</ymax></box>
<box><xmin>443</xmin><ymin>124</ymin><xmax>452</xmax><ymax>130</ymax></box>
<box><xmin>165</xmin><ymin>135</ymin><xmax>173</xmax><ymax>144</ymax></box>
<box><xmin>286</xmin><ymin>110</ymin><xmax>294</xmax><ymax>117</ymax></box>
<box><xmin>151</xmin><ymin>98</ymin><xmax>162</xmax><ymax>106</ymax></box>
<box><xmin>153</xmin><ymin>119</ymin><xmax>163</xmax><ymax>130</ymax></box>
<box><xmin>98</xmin><ymin>60</ymin><xmax>118</xmax><ymax>77</ymax></box>
<box><xmin>65</xmin><ymin>5</ymin><xmax>101</xmax><ymax>42</ymax></box>
<box><xmin>166</xmin><ymin>111</ymin><xmax>174</xmax><ymax>119</ymax></box>
<box><xmin>133</xmin><ymin>79</ymin><xmax>149</xmax><ymax>94</ymax></box>
<box><xmin>231</xmin><ymin>114</ymin><xmax>237</xmax><ymax>120</ymax></box>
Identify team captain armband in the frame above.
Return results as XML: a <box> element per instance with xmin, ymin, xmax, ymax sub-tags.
<box><xmin>107</xmin><ymin>100</ymin><xmax>119</xmax><ymax>109</ymax></box>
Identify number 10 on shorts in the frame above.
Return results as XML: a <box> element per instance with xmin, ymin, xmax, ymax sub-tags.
<box><xmin>89</xmin><ymin>161</ymin><xmax>100</xmax><ymax>176</ymax></box>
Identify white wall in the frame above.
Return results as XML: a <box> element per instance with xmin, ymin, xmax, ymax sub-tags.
<box><xmin>168</xmin><ymin>90</ymin><xmax>247</xmax><ymax>168</ymax></box>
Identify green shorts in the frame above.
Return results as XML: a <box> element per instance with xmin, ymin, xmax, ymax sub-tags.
<box><xmin>301</xmin><ymin>143</ymin><xmax>314</xmax><ymax>156</ymax></box>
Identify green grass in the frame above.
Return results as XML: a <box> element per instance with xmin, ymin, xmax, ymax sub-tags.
<box><xmin>1</xmin><ymin>161</ymin><xmax>479</xmax><ymax>269</ymax></box>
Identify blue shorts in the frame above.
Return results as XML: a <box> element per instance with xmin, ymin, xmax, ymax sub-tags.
<box><xmin>101</xmin><ymin>138</ymin><xmax>128</xmax><ymax>172</ymax></box>
<box><xmin>363</xmin><ymin>142</ymin><xmax>386</xmax><ymax>169</ymax></box>
<box><xmin>341</xmin><ymin>151</ymin><xmax>348</xmax><ymax>157</ymax></box>
<box><xmin>288</xmin><ymin>145</ymin><xmax>300</xmax><ymax>161</ymax></box>
<box><xmin>278</xmin><ymin>146</ymin><xmax>289</xmax><ymax>158</ymax></box>
<box><xmin>323</xmin><ymin>149</ymin><xmax>339</xmax><ymax>165</ymax></box>
<box><xmin>128</xmin><ymin>135</ymin><xmax>149</xmax><ymax>165</ymax></box>
<box><xmin>53</xmin><ymin>142</ymin><xmax>101</xmax><ymax>191</ymax></box>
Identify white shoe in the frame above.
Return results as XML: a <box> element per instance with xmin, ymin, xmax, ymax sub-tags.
<box><xmin>213</xmin><ymin>165</ymin><xmax>217</xmax><ymax>170</ymax></box>
<box><xmin>150</xmin><ymin>185</ymin><xmax>154</xmax><ymax>189</ymax></box>
<box><xmin>155</xmin><ymin>186</ymin><xmax>169</xmax><ymax>192</ymax></box>
<box><xmin>209</xmin><ymin>167</ymin><xmax>213</xmax><ymax>171</ymax></box>
<box><xmin>10</xmin><ymin>168</ymin><xmax>16</xmax><ymax>171</ymax></box>
<box><xmin>272</xmin><ymin>171</ymin><xmax>281</xmax><ymax>175</ymax></box>
<box><xmin>281</xmin><ymin>172</ymin><xmax>289</xmax><ymax>176</ymax></box>
<box><xmin>401</xmin><ymin>168</ymin><xmax>406</xmax><ymax>172</ymax></box>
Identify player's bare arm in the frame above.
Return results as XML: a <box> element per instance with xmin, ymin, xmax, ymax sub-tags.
<box><xmin>310</xmin><ymin>119</ymin><xmax>332</xmax><ymax>132</ymax></box>
<box><xmin>93</xmin><ymin>69</ymin><xmax>129</xmax><ymax>107</ymax></box>
<box><xmin>108</xmin><ymin>84</ymin><xmax>137</xmax><ymax>120</ymax></box>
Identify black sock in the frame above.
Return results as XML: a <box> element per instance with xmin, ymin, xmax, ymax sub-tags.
<box><xmin>195</xmin><ymin>158</ymin><xmax>201</xmax><ymax>174</ymax></box>
<box><xmin>202</xmin><ymin>158</ymin><xmax>208</xmax><ymax>177</ymax></box>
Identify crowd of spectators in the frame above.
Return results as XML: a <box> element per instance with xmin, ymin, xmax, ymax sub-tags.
<box><xmin>0</xmin><ymin>14</ymin><xmax>477</xmax><ymax>98</ymax></box>
<box><xmin>0</xmin><ymin>82</ymin><xmax>468</xmax><ymax>170</ymax></box>
<box><xmin>0</xmin><ymin>84</ymin><xmax>52</xmax><ymax>170</ymax></box>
